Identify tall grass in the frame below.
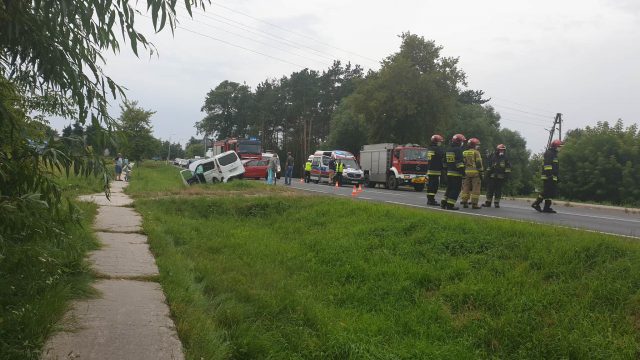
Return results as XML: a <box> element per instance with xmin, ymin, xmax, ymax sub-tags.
<box><xmin>136</xmin><ymin>195</ymin><xmax>640</xmax><ymax>359</ymax></box>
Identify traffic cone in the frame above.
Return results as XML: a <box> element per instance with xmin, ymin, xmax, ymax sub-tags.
<box><xmin>351</xmin><ymin>185</ymin><xmax>357</xmax><ymax>197</ymax></box>
<box><xmin>335</xmin><ymin>181</ymin><xmax>339</xmax><ymax>188</ymax></box>
<box><xmin>358</xmin><ymin>183</ymin><xmax>363</xmax><ymax>193</ymax></box>
<box><xmin>299</xmin><ymin>177</ymin><xmax>304</xmax><ymax>183</ymax></box>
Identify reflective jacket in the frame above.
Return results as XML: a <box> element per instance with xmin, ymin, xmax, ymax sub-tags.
<box><xmin>487</xmin><ymin>152</ymin><xmax>512</xmax><ymax>179</ymax></box>
<box><xmin>427</xmin><ymin>144</ymin><xmax>445</xmax><ymax>175</ymax></box>
<box><xmin>336</xmin><ymin>162</ymin><xmax>344</xmax><ymax>173</ymax></box>
<box><xmin>445</xmin><ymin>145</ymin><xmax>465</xmax><ymax>177</ymax></box>
<box><xmin>541</xmin><ymin>148</ymin><xmax>559</xmax><ymax>181</ymax></box>
<box><xmin>304</xmin><ymin>161</ymin><xmax>312</xmax><ymax>171</ymax></box>
<box><xmin>462</xmin><ymin>148</ymin><xmax>483</xmax><ymax>177</ymax></box>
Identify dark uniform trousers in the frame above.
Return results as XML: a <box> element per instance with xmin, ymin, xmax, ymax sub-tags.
<box><xmin>426</xmin><ymin>173</ymin><xmax>441</xmax><ymax>197</ymax></box>
<box><xmin>486</xmin><ymin>177</ymin><xmax>504</xmax><ymax>202</ymax></box>
<box><xmin>444</xmin><ymin>175</ymin><xmax>462</xmax><ymax>204</ymax></box>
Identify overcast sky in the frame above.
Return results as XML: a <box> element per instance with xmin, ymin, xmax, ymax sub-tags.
<box><xmin>50</xmin><ymin>0</ymin><xmax>640</xmax><ymax>153</ymax></box>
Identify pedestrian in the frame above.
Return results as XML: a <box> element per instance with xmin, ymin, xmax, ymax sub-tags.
<box><xmin>460</xmin><ymin>138</ymin><xmax>483</xmax><ymax>209</ymax></box>
<box><xmin>304</xmin><ymin>156</ymin><xmax>312</xmax><ymax>183</ymax></box>
<box><xmin>328</xmin><ymin>157</ymin><xmax>336</xmax><ymax>184</ymax></box>
<box><xmin>483</xmin><ymin>144</ymin><xmax>512</xmax><ymax>208</ymax></box>
<box><xmin>532</xmin><ymin>139</ymin><xmax>562</xmax><ymax>213</ymax></box>
<box><xmin>114</xmin><ymin>153</ymin><xmax>123</xmax><ymax>181</ymax></box>
<box><xmin>268</xmin><ymin>155</ymin><xmax>279</xmax><ymax>185</ymax></box>
<box><xmin>285</xmin><ymin>151</ymin><xmax>294</xmax><ymax>185</ymax></box>
<box><xmin>441</xmin><ymin>134</ymin><xmax>466</xmax><ymax>210</ymax></box>
<box><xmin>426</xmin><ymin>134</ymin><xmax>445</xmax><ymax>206</ymax></box>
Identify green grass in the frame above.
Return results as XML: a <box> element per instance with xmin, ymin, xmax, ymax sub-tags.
<box><xmin>0</xmin><ymin>201</ymin><xmax>99</xmax><ymax>360</ymax></box>
<box><xmin>135</xmin><ymin>193</ymin><xmax>640</xmax><ymax>359</ymax></box>
<box><xmin>126</xmin><ymin>161</ymin><xmax>291</xmax><ymax>198</ymax></box>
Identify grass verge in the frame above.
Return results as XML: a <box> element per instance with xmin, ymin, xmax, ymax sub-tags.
<box><xmin>136</xmin><ymin>193</ymin><xmax>640</xmax><ymax>359</ymax></box>
<box><xmin>0</xmin><ymin>201</ymin><xmax>99</xmax><ymax>360</ymax></box>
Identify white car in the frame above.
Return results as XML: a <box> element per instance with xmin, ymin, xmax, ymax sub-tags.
<box><xmin>180</xmin><ymin>151</ymin><xmax>245</xmax><ymax>185</ymax></box>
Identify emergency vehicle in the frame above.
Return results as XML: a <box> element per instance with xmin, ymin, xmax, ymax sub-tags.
<box><xmin>206</xmin><ymin>137</ymin><xmax>262</xmax><ymax>160</ymax></box>
<box><xmin>360</xmin><ymin>143</ymin><xmax>428</xmax><ymax>191</ymax></box>
<box><xmin>309</xmin><ymin>150</ymin><xmax>365</xmax><ymax>185</ymax></box>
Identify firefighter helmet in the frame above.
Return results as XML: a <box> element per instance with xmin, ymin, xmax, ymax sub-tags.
<box><xmin>451</xmin><ymin>134</ymin><xmax>466</xmax><ymax>144</ymax></box>
<box><xmin>496</xmin><ymin>144</ymin><xmax>506</xmax><ymax>151</ymax></box>
<box><xmin>468</xmin><ymin>138</ymin><xmax>480</xmax><ymax>147</ymax></box>
<box><xmin>431</xmin><ymin>134</ymin><xmax>444</xmax><ymax>144</ymax></box>
<box><xmin>550</xmin><ymin>139</ymin><xmax>563</xmax><ymax>148</ymax></box>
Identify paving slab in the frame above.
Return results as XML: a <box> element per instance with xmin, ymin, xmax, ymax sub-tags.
<box><xmin>42</xmin><ymin>279</ymin><xmax>184</xmax><ymax>360</ymax></box>
<box><xmin>94</xmin><ymin>206</ymin><xmax>142</xmax><ymax>233</ymax></box>
<box><xmin>110</xmin><ymin>180</ymin><xmax>129</xmax><ymax>194</ymax></box>
<box><xmin>78</xmin><ymin>192</ymin><xmax>133</xmax><ymax>207</ymax></box>
<box><xmin>90</xmin><ymin>232</ymin><xmax>158</xmax><ymax>278</ymax></box>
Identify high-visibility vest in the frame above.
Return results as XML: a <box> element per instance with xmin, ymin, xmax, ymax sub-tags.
<box><xmin>305</xmin><ymin>161</ymin><xmax>312</xmax><ymax>171</ymax></box>
<box><xmin>462</xmin><ymin>148</ymin><xmax>483</xmax><ymax>176</ymax></box>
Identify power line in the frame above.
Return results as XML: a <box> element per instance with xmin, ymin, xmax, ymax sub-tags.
<box><xmin>140</xmin><ymin>14</ymin><xmax>308</xmax><ymax>69</ymax></box>
<box><xmin>177</xmin><ymin>3</ymin><xmax>343</xmax><ymax>64</ymax></box>
<box><xmin>491</xmin><ymin>96</ymin><xmax>556</xmax><ymax>114</ymax></box>
<box><xmin>210</xmin><ymin>1</ymin><xmax>380</xmax><ymax>64</ymax></box>
<box><xmin>177</xmin><ymin>8</ymin><xmax>332</xmax><ymax>67</ymax></box>
<box><xmin>490</xmin><ymin>103</ymin><xmax>554</xmax><ymax>120</ymax></box>
<box><xmin>499</xmin><ymin>117</ymin><xmax>548</xmax><ymax>128</ymax></box>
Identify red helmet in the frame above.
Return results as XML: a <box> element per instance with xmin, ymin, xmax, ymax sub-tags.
<box><xmin>468</xmin><ymin>138</ymin><xmax>480</xmax><ymax>147</ymax></box>
<box><xmin>431</xmin><ymin>134</ymin><xmax>444</xmax><ymax>144</ymax></box>
<box><xmin>550</xmin><ymin>139</ymin><xmax>563</xmax><ymax>148</ymax></box>
<box><xmin>451</xmin><ymin>134</ymin><xmax>466</xmax><ymax>144</ymax></box>
<box><xmin>496</xmin><ymin>144</ymin><xmax>506</xmax><ymax>151</ymax></box>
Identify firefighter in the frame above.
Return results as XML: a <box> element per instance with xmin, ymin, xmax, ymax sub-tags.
<box><xmin>483</xmin><ymin>144</ymin><xmax>512</xmax><ymax>208</ymax></box>
<box><xmin>304</xmin><ymin>156</ymin><xmax>312</xmax><ymax>183</ymax></box>
<box><xmin>426</xmin><ymin>134</ymin><xmax>445</xmax><ymax>206</ymax></box>
<box><xmin>460</xmin><ymin>138</ymin><xmax>483</xmax><ymax>209</ymax></box>
<box><xmin>532</xmin><ymin>139</ymin><xmax>562</xmax><ymax>213</ymax></box>
<box><xmin>441</xmin><ymin>134</ymin><xmax>466</xmax><ymax>210</ymax></box>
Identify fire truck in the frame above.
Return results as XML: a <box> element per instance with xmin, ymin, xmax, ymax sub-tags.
<box><xmin>207</xmin><ymin>138</ymin><xmax>262</xmax><ymax>160</ymax></box>
<box><xmin>359</xmin><ymin>143</ymin><xmax>428</xmax><ymax>191</ymax></box>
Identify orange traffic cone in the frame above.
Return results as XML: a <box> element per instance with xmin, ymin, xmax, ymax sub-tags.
<box><xmin>299</xmin><ymin>177</ymin><xmax>304</xmax><ymax>183</ymax></box>
<box><xmin>351</xmin><ymin>185</ymin><xmax>358</xmax><ymax>197</ymax></box>
<box><xmin>358</xmin><ymin>183</ymin><xmax>363</xmax><ymax>193</ymax></box>
<box><xmin>335</xmin><ymin>181</ymin><xmax>339</xmax><ymax>188</ymax></box>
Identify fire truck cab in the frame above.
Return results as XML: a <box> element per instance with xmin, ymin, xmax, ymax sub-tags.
<box><xmin>207</xmin><ymin>138</ymin><xmax>262</xmax><ymax>160</ymax></box>
<box><xmin>360</xmin><ymin>143</ymin><xmax>428</xmax><ymax>191</ymax></box>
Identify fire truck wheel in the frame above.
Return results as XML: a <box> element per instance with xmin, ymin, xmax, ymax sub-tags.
<box><xmin>387</xmin><ymin>174</ymin><xmax>399</xmax><ymax>190</ymax></box>
<box><xmin>414</xmin><ymin>184</ymin><xmax>425</xmax><ymax>192</ymax></box>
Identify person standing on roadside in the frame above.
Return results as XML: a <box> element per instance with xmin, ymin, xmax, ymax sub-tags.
<box><xmin>285</xmin><ymin>151</ymin><xmax>294</xmax><ymax>185</ymax></box>
<box><xmin>441</xmin><ymin>134</ymin><xmax>466</xmax><ymax>210</ymax></box>
<box><xmin>532</xmin><ymin>139</ymin><xmax>562</xmax><ymax>213</ymax></box>
<box><xmin>304</xmin><ymin>156</ymin><xmax>312</xmax><ymax>183</ymax></box>
<box><xmin>114</xmin><ymin>153</ymin><xmax>123</xmax><ymax>181</ymax></box>
<box><xmin>460</xmin><ymin>138</ymin><xmax>483</xmax><ymax>209</ymax></box>
<box><xmin>268</xmin><ymin>155</ymin><xmax>279</xmax><ymax>185</ymax></box>
<box><xmin>426</xmin><ymin>134</ymin><xmax>445</xmax><ymax>206</ymax></box>
<box><xmin>483</xmin><ymin>144</ymin><xmax>512</xmax><ymax>208</ymax></box>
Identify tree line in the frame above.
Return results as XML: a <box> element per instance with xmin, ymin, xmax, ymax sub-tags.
<box><xmin>197</xmin><ymin>33</ymin><xmax>535</xmax><ymax>195</ymax></box>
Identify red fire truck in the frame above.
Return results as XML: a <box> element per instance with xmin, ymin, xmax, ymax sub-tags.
<box><xmin>207</xmin><ymin>138</ymin><xmax>262</xmax><ymax>160</ymax></box>
<box><xmin>359</xmin><ymin>143</ymin><xmax>428</xmax><ymax>191</ymax></box>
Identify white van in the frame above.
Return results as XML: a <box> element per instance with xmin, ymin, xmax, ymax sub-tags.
<box><xmin>180</xmin><ymin>150</ymin><xmax>245</xmax><ymax>185</ymax></box>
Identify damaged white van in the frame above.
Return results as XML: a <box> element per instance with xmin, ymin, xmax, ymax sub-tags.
<box><xmin>180</xmin><ymin>150</ymin><xmax>245</xmax><ymax>185</ymax></box>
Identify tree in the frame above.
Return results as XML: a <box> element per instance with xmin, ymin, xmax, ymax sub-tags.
<box><xmin>117</xmin><ymin>101</ymin><xmax>156</xmax><ymax>161</ymax></box>
<box><xmin>197</xmin><ymin>81</ymin><xmax>255</xmax><ymax>139</ymax></box>
<box><xmin>345</xmin><ymin>33</ymin><xmax>465</xmax><ymax>145</ymax></box>
<box><xmin>559</xmin><ymin>120</ymin><xmax>640</xmax><ymax>205</ymax></box>
<box><xmin>185</xmin><ymin>143</ymin><xmax>205</xmax><ymax>158</ymax></box>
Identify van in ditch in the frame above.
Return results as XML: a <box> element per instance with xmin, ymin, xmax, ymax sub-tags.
<box><xmin>180</xmin><ymin>150</ymin><xmax>245</xmax><ymax>185</ymax></box>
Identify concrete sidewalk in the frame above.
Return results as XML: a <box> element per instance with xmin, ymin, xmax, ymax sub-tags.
<box><xmin>42</xmin><ymin>180</ymin><xmax>184</xmax><ymax>360</ymax></box>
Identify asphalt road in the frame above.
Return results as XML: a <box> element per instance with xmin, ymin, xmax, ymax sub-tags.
<box><xmin>279</xmin><ymin>178</ymin><xmax>640</xmax><ymax>239</ymax></box>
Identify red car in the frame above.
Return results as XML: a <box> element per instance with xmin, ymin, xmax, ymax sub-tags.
<box><xmin>241</xmin><ymin>159</ymin><xmax>270</xmax><ymax>179</ymax></box>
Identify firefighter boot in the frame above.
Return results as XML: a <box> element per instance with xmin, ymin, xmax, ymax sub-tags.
<box><xmin>440</xmin><ymin>199</ymin><xmax>447</xmax><ymax>209</ymax></box>
<box><xmin>471</xmin><ymin>202</ymin><xmax>482</xmax><ymax>210</ymax></box>
<box><xmin>427</xmin><ymin>195</ymin><xmax>439</xmax><ymax>206</ymax></box>
<box><xmin>542</xmin><ymin>200</ymin><xmax>557</xmax><ymax>213</ymax></box>
<box><xmin>482</xmin><ymin>200</ymin><xmax>492</xmax><ymax>207</ymax></box>
<box><xmin>531</xmin><ymin>197</ymin><xmax>543</xmax><ymax>212</ymax></box>
<box><xmin>494</xmin><ymin>202</ymin><xmax>500</xmax><ymax>208</ymax></box>
<box><xmin>461</xmin><ymin>201</ymin><xmax>469</xmax><ymax>209</ymax></box>
<box><xmin>446</xmin><ymin>202</ymin><xmax>460</xmax><ymax>211</ymax></box>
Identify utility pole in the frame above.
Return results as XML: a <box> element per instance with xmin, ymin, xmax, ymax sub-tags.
<box><xmin>546</xmin><ymin>113</ymin><xmax>563</xmax><ymax>149</ymax></box>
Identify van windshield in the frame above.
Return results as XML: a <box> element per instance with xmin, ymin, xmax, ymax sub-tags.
<box><xmin>403</xmin><ymin>149</ymin><xmax>427</xmax><ymax>161</ymax></box>
<box><xmin>339</xmin><ymin>158</ymin><xmax>360</xmax><ymax>169</ymax></box>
